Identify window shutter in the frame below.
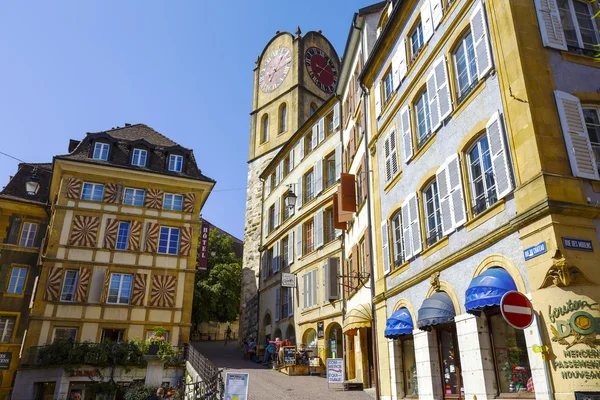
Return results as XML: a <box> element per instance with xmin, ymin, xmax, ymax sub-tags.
<box><xmin>130</xmin><ymin>273</ymin><xmax>147</xmax><ymax>306</ymax></box>
<box><xmin>0</xmin><ymin>265</ymin><xmax>10</xmax><ymax>294</ymax></box>
<box><xmin>296</xmin><ymin>224</ymin><xmax>303</xmax><ymax>260</ymax></box>
<box><xmin>554</xmin><ymin>91</ymin><xmax>600</xmax><ymax>180</ymax></box>
<box><xmin>351</xmin><ymin>245</ymin><xmax>359</xmax><ymax>290</ymax></box>
<box><xmin>274</xmin><ymin>200</ymin><xmax>280</xmax><ymax>228</ymax></box>
<box><xmin>44</xmin><ymin>266</ymin><xmax>63</xmax><ymax>302</ymax></box>
<box><xmin>264</xmin><ymin>206</ymin><xmax>270</xmax><ymax>235</ymax></box>
<box><xmin>311</xmin><ymin>269</ymin><xmax>318</xmax><ymax>307</ymax></box>
<box><xmin>266</xmin><ymin>175</ymin><xmax>271</xmax><ymax>195</ymax></box>
<box><xmin>361</xmin><ymin>156</ymin><xmax>367</xmax><ymax>202</ymax></box>
<box><xmin>365</xmin><ymin>229</ymin><xmax>371</xmax><ymax>273</ymax></box>
<box><xmin>333</xmin><ymin>103</ymin><xmax>340</xmax><ymax>129</ymax></box>
<box><xmin>34</xmin><ymin>222</ymin><xmax>48</xmax><ymax>248</ymax></box>
<box><xmin>426</xmin><ymin>68</ymin><xmax>441</xmax><ymax>132</ymax></box>
<box><xmin>431</xmin><ymin>0</ymin><xmax>443</xmax><ymax>28</ymax></box>
<box><xmin>288</xmin><ymin>230</ymin><xmax>294</xmax><ymax>265</ymax></box>
<box><xmin>74</xmin><ymin>267</ymin><xmax>91</xmax><ymax>302</ymax></box>
<box><xmin>534</xmin><ymin>0</ymin><xmax>567</xmax><ymax>50</ymax></box>
<box><xmin>183</xmin><ymin>193</ymin><xmax>196</xmax><ymax>213</ymax></box>
<box><xmin>335</xmin><ymin>143</ymin><xmax>342</xmax><ymax>181</ymax></box>
<box><xmin>486</xmin><ymin>111</ymin><xmax>515</xmax><ymax>198</ymax></box>
<box><xmin>128</xmin><ymin>220</ymin><xmax>142</xmax><ymax>251</ymax></box>
<box><xmin>470</xmin><ymin>1</ymin><xmax>493</xmax><ymax>79</ymax></box>
<box><xmin>296</xmin><ymin>176</ymin><xmax>303</xmax><ymax>210</ymax></box>
<box><xmin>303</xmin><ymin>273</ymin><xmax>308</xmax><ymax>309</ymax></box>
<box><xmin>421</xmin><ymin>0</ymin><xmax>434</xmax><ymax>43</ymax></box>
<box><xmin>330</xmin><ymin>257</ymin><xmax>340</xmax><ymax>301</ymax></box>
<box><xmin>401</xmin><ymin>202</ymin><xmax>412</xmax><ymax>260</ymax></box>
<box><xmin>315</xmin><ymin>160</ymin><xmax>323</xmax><ymax>195</ymax></box>
<box><xmin>144</xmin><ymin>189</ymin><xmax>163</xmax><ymax>209</ymax></box>
<box><xmin>290</xmin><ymin>147</ymin><xmax>295</xmax><ymax>171</ymax></box>
<box><xmin>436</xmin><ymin>161</ymin><xmax>454</xmax><ymax>236</ymax></box>
<box><xmin>382</xmin><ymin>221</ymin><xmax>391</xmax><ymax>275</ymax></box>
<box><xmin>312</xmin><ymin>125</ymin><xmax>318</xmax><ymax>149</ymax></box>
<box><xmin>103</xmin><ymin>218</ymin><xmax>120</xmax><ymax>249</ymax></box>
<box><xmin>274</xmin><ymin>241</ymin><xmax>280</xmax><ymax>272</ymax></box>
<box><xmin>349</xmin><ymin>130</ymin><xmax>356</xmax><ymax>161</ymax></box>
<box><xmin>375</xmin><ymin>81</ymin><xmax>382</xmax><ymax>118</ymax></box>
<box><xmin>391</xmin><ymin>45</ymin><xmax>402</xmax><ymax>89</ymax></box>
<box><xmin>262</xmin><ymin>252</ymin><xmax>268</xmax><ymax>280</ymax></box>
<box><xmin>275</xmin><ymin>165</ymin><xmax>280</xmax><ymax>186</ymax></box>
<box><xmin>70</xmin><ymin>215</ymin><xmax>100</xmax><ymax>248</ymax></box>
<box><xmin>384</xmin><ymin>131</ymin><xmax>398</xmax><ymax>183</ymax></box>
<box><xmin>447</xmin><ymin>154</ymin><xmax>467</xmax><ymax>228</ymax></box>
<box><xmin>408</xmin><ymin>193</ymin><xmax>422</xmax><ymax>255</ymax></box>
<box><xmin>435</xmin><ymin>57</ymin><xmax>452</xmax><ymax>123</ymax></box>
<box><xmin>319</xmin><ymin>117</ymin><xmax>326</xmax><ymax>142</ymax></box>
<box><xmin>287</xmin><ymin>287</ymin><xmax>294</xmax><ymax>317</ymax></box>
<box><xmin>324</xmin><ymin>259</ymin><xmax>330</xmax><ymax>302</ymax></box>
<box><xmin>100</xmin><ymin>270</ymin><xmax>111</xmax><ymax>303</ymax></box>
<box><xmin>6</xmin><ymin>216</ymin><xmax>22</xmax><ymax>245</ymax></box>
<box><xmin>179</xmin><ymin>226</ymin><xmax>192</xmax><ymax>256</ymax></box>
<box><xmin>315</xmin><ymin>208</ymin><xmax>324</xmax><ymax>249</ymax></box>
<box><xmin>66</xmin><ymin>178</ymin><xmax>82</xmax><ymax>199</ymax></box>
<box><xmin>299</xmin><ymin>138</ymin><xmax>305</xmax><ymax>160</ymax></box>
<box><xmin>400</xmin><ymin>105</ymin><xmax>413</xmax><ymax>163</ymax></box>
<box><xmin>275</xmin><ymin>287</ymin><xmax>281</xmax><ymax>321</ymax></box>
<box><xmin>145</xmin><ymin>222</ymin><xmax>159</xmax><ymax>253</ymax></box>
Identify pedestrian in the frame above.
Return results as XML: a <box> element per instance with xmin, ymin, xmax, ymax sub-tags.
<box><xmin>247</xmin><ymin>336</ymin><xmax>256</xmax><ymax>361</ymax></box>
<box><xmin>72</xmin><ymin>393</ymin><xmax>81</xmax><ymax>400</ymax></box>
<box><xmin>147</xmin><ymin>387</ymin><xmax>165</xmax><ymax>400</ymax></box>
<box><xmin>263</xmin><ymin>342</ymin><xmax>275</xmax><ymax>365</ymax></box>
<box><xmin>242</xmin><ymin>339</ymin><xmax>249</xmax><ymax>359</ymax></box>
<box><xmin>224</xmin><ymin>325</ymin><xmax>232</xmax><ymax>346</ymax></box>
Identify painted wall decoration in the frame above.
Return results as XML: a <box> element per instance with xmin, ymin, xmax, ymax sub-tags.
<box><xmin>149</xmin><ymin>274</ymin><xmax>177</xmax><ymax>308</ymax></box>
<box><xmin>183</xmin><ymin>192</ymin><xmax>196</xmax><ymax>213</ymax></box>
<box><xmin>44</xmin><ymin>266</ymin><xmax>63</xmax><ymax>301</ymax></box>
<box><xmin>102</xmin><ymin>183</ymin><xmax>121</xmax><ymax>203</ymax></box>
<box><xmin>144</xmin><ymin>189</ymin><xmax>163</xmax><ymax>209</ymax></box>
<box><xmin>179</xmin><ymin>226</ymin><xmax>193</xmax><ymax>256</ymax></box>
<box><xmin>69</xmin><ymin>215</ymin><xmax>100</xmax><ymax>247</ymax></box>
<box><xmin>103</xmin><ymin>218</ymin><xmax>120</xmax><ymax>249</ymax></box>
<box><xmin>74</xmin><ymin>267</ymin><xmax>91</xmax><ymax>302</ymax></box>
<box><xmin>130</xmin><ymin>273</ymin><xmax>147</xmax><ymax>306</ymax></box>
<box><xmin>145</xmin><ymin>222</ymin><xmax>159</xmax><ymax>253</ymax></box>
<box><xmin>66</xmin><ymin>178</ymin><xmax>82</xmax><ymax>199</ymax></box>
<box><xmin>128</xmin><ymin>220</ymin><xmax>142</xmax><ymax>251</ymax></box>
<box><xmin>100</xmin><ymin>271</ymin><xmax>111</xmax><ymax>303</ymax></box>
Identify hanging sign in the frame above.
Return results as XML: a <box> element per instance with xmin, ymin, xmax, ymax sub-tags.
<box><xmin>523</xmin><ymin>242</ymin><xmax>547</xmax><ymax>260</ymax></box>
<box><xmin>500</xmin><ymin>291</ymin><xmax>534</xmax><ymax>329</ymax></box>
<box><xmin>224</xmin><ymin>372</ymin><xmax>249</xmax><ymax>400</ymax></box>
<box><xmin>198</xmin><ymin>223</ymin><xmax>210</xmax><ymax>270</ymax></box>
<box><xmin>281</xmin><ymin>273</ymin><xmax>296</xmax><ymax>288</ymax></box>
<box><xmin>283</xmin><ymin>346</ymin><xmax>296</xmax><ymax>366</ymax></box>
<box><xmin>0</xmin><ymin>352</ymin><xmax>12</xmax><ymax>370</ymax></box>
<box><xmin>562</xmin><ymin>237</ymin><xmax>593</xmax><ymax>252</ymax></box>
<box><xmin>327</xmin><ymin>358</ymin><xmax>344</xmax><ymax>384</ymax></box>
<box><xmin>317</xmin><ymin>322</ymin><xmax>324</xmax><ymax>338</ymax></box>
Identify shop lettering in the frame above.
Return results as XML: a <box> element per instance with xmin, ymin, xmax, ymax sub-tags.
<box><xmin>553</xmin><ymin>360</ymin><xmax>600</xmax><ymax>369</ymax></box>
<box><xmin>560</xmin><ymin>370</ymin><xmax>600</xmax><ymax>379</ymax></box>
<box><xmin>564</xmin><ymin>349</ymin><xmax>600</xmax><ymax>358</ymax></box>
<box><xmin>548</xmin><ymin>300</ymin><xmax>598</xmax><ymax>323</ymax></box>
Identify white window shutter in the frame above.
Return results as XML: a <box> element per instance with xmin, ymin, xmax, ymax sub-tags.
<box><xmin>446</xmin><ymin>154</ymin><xmax>467</xmax><ymax>228</ymax></box>
<box><xmin>384</xmin><ymin>130</ymin><xmax>399</xmax><ymax>182</ymax></box>
<box><xmin>299</xmin><ymin>138</ymin><xmax>305</xmax><ymax>160</ymax></box>
<box><xmin>382</xmin><ymin>221</ymin><xmax>390</xmax><ymax>275</ymax></box>
<box><xmin>470</xmin><ymin>1</ymin><xmax>493</xmax><ymax>79</ymax></box>
<box><xmin>290</xmin><ymin>147</ymin><xmax>295</xmax><ymax>171</ymax></box>
<box><xmin>266</xmin><ymin>176</ymin><xmax>271</xmax><ymax>195</ymax></box>
<box><xmin>296</xmin><ymin>176</ymin><xmax>303</xmax><ymax>209</ymax></box>
<box><xmin>554</xmin><ymin>91</ymin><xmax>600</xmax><ymax>180</ymax></box>
<box><xmin>401</xmin><ymin>201</ymin><xmax>413</xmax><ymax>259</ymax></box>
<box><xmin>486</xmin><ymin>111</ymin><xmax>515</xmax><ymax>199</ymax></box>
<box><xmin>312</xmin><ymin>126</ymin><xmax>318</xmax><ymax>150</ymax></box>
<box><xmin>398</xmin><ymin>38</ymin><xmax>408</xmax><ymax>84</ymax></box>
<box><xmin>312</xmin><ymin>269</ymin><xmax>318</xmax><ymax>306</ymax></box>
<box><xmin>324</xmin><ymin>260</ymin><xmax>330</xmax><ymax>303</ymax></box>
<box><xmin>288</xmin><ymin>230</ymin><xmax>294</xmax><ymax>265</ymax></box>
<box><xmin>274</xmin><ymin>200</ymin><xmax>280</xmax><ymax>228</ymax></box>
<box><xmin>435</xmin><ymin>57</ymin><xmax>452</xmax><ymax>122</ymax></box>
<box><xmin>421</xmin><ymin>0</ymin><xmax>434</xmax><ymax>43</ymax></box>
<box><xmin>408</xmin><ymin>193</ymin><xmax>422</xmax><ymax>255</ymax></box>
<box><xmin>315</xmin><ymin>208</ymin><xmax>324</xmax><ymax>249</ymax></box>
<box><xmin>400</xmin><ymin>105</ymin><xmax>413</xmax><ymax>163</ymax></box>
<box><xmin>426</xmin><ymin>68</ymin><xmax>441</xmax><ymax>132</ymax></box>
<box><xmin>391</xmin><ymin>46</ymin><xmax>401</xmax><ymax>89</ymax></box>
<box><xmin>274</xmin><ymin>240</ymin><xmax>280</xmax><ymax>272</ymax></box>
<box><xmin>319</xmin><ymin>117</ymin><xmax>326</xmax><ymax>142</ymax></box>
<box><xmin>303</xmin><ymin>274</ymin><xmax>308</xmax><ymax>309</ymax></box>
<box><xmin>335</xmin><ymin>143</ymin><xmax>342</xmax><ymax>180</ymax></box>
<box><xmin>436</xmin><ymin>161</ymin><xmax>454</xmax><ymax>236</ymax></box>
<box><xmin>375</xmin><ymin>82</ymin><xmax>382</xmax><ymax>118</ymax></box>
<box><xmin>288</xmin><ymin>287</ymin><xmax>294</xmax><ymax>317</ymax></box>
<box><xmin>262</xmin><ymin>252</ymin><xmax>268</xmax><ymax>280</ymax></box>
<box><xmin>264</xmin><ymin>206</ymin><xmax>270</xmax><ymax>235</ymax></box>
<box><xmin>296</xmin><ymin>224</ymin><xmax>303</xmax><ymax>260</ymax></box>
<box><xmin>275</xmin><ymin>287</ymin><xmax>281</xmax><ymax>321</ymax></box>
<box><xmin>333</xmin><ymin>103</ymin><xmax>340</xmax><ymax>129</ymax></box>
<box><xmin>534</xmin><ymin>0</ymin><xmax>567</xmax><ymax>50</ymax></box>
<box><xmin>275</xmin><ymin>165</ymin><xmax>280</xmax><ymax>186</ymax></box>
<box><xmin>315</xmin><ymin>160</ymin><xmax>323</xmax><ymax>195</ymax></box>
<box><xmin>431</xmin><ymin>0</ymin><xmax>443</xmax><ymax>28</ymax></box>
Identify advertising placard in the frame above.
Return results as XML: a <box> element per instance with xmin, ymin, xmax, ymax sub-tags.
<box><xmin>327</xmin><ymin>358</ymin><xmax>344</xmax><ymax>384</ymax></box>
<box><xmin>0</xmin><ymin>352</ymin><xmax>12</xmax><ymax>370</ymax></box>
<box><xmin>224</xmin><ymin>372</ymin><xmax>249</xmax><ymax>400</ymax></box>
<box><xmin>281</xmin><ymin>272</ymin><xmax>296</xmax><ymax>288</ymax></box>
<box><xmin>283</xmin><ymin>346</ymin><xmax>296</xmax><ymax>366</ymax></box>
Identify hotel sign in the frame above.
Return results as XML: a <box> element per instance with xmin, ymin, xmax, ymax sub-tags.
<box><xmin>198</xmin><ymin>223</ymin><xmax>210</xmax><ymax>270</ymax></box>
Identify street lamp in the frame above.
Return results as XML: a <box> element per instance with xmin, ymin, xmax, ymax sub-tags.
<box><xmin>25</xmin><ymin>169</ymin><xmax>40</xmax><ymax>195</ymax></box>
<box><xmin>284</xmin><ymin>186</ymin><xmax>297</xmax><ymax>210</ymax></box>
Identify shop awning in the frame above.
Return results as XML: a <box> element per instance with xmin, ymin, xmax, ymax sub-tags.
<box><xmin>343</xmin><ymin>303</ymin><xmax>372</xmax><ymax>335</ymax></box>
<box><xmin>465</xmin><ymin>268</ymin><xmax>517</xmax><ymax>315</ymax></box>
<box><xmin>384</xmin><ymin>308</ymin><xmax>414</xmax><ymax>339</ymax></box>
<box><xmin>417</xmin><ymin>292</ymin><xmax>455</xmax><ymax>330</ymax></box>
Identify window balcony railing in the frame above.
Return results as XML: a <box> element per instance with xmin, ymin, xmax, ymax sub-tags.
<box><xmin>417</xmin><ymin>129</ymin><xmax>434</xmax><ymax>149</ymax></box>
<box><xmin>426</xmin><ymin>228</ymin><xmax>442</xmax><ymax>247</ymax></box>
<box><xmin>457</xmin><ymin>78</ymin><xmax>479</xmax><ymax>104</ymax></box>
<box><xmin>472</xmin><ymin>193</ymin><xmax>498</xmax><ymax>217</ymax></box>
<box><xmin>328</xmin><ymin>121</ymin><xmax>334</xmax><ymax>134</ymax></box>
<box><xmin>304</xmin><ymin>242</ymin><xmax>314</xmax><ymax>255</ymax></box>
<box><xmin>304</xmin><ymin>188</ymin><xmax>315</xmax><ymax>204</ymax></box>
<box><xmin>325</xmin><ymin>229</ymin><xmax>337</xmax><ymax>244</ymax></box>
<box><xmin>394</xmin><ymin>254</ymin><xmax>405</xmax><ymax>268</ymax></box>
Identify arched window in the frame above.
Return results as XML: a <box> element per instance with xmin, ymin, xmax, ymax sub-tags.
<box><xmin>310</xmin><ymin>103</ymin><xmax>317</xmax><ymax>116</ymax></box>
<box><xmin>279</xmin><ymin>104</ymin><xmax>287</xmax><ymax>133</ymax></box>
<box><xmin>261</xmin><ymin>114</ymin><xmax>269</xmax><ymax>143</ymax></box>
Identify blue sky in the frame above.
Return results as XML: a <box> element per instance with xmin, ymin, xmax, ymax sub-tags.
<box><xmin>0</xmin><ymin>0</ymin><xmax>373</xmax><ymax>239</ymax></box>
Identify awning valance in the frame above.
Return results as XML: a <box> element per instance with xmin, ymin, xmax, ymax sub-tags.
<box><xmin>465</xmin><ymin>268</ymin><xmax>517</xmax><ymax>315</ymax></box>
<box><xmin>343</xmin><ymin>303</ymin><xmax>372</xmax><ymax>335</ymax></box>
<box><xmin>417</xmin><ymin>292</ymin><xmax>455</xmax><ymax>330</ymax></box>
<box><xmin>384</xmin><ymin>308</ymin><xmax>414</xmax><ymax>339</ymax></box>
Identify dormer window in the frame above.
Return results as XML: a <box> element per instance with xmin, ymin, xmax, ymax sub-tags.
<box><xmin>93</xmin><ymin>142</ymin><xmax>110</xmax><ymax>161</ymax></box>
<box><xmin>168</xmin><ymin>154</ymin><xmax>183</xmax><ymax>172</ymax></box>
<box><xmin>132</xmin><ymin>148</ymin><xmax>147</xmax><ymax>167</ymax></box>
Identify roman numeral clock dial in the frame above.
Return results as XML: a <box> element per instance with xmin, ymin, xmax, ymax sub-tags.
<box><xmin>259</xmin><ymin>47</ymin><xmax>292</xmax><ymax>93</ymax></box>
<box><xmin>305</xmin><ymin>47</ymin><xmax>338</xmax><ymax>94</ymax></box>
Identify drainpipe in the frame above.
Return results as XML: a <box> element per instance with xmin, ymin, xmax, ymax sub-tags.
<box><xmin>361</xmin><ymin>81</ymin><xmax>380</xmax><ymax>400</ymax></box>
<box><xmin>251</xmin><ymin>177</ymin><xmax>265</xmax><ymax>343</ymax></box>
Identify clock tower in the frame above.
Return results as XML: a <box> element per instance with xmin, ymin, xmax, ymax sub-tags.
<box><xmin>240</xmin><ymin>28</ymin><xmax>340</xmax><ymax>341</ymax></box>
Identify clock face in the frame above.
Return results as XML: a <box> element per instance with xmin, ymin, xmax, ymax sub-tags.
<box><xmin>305</xmin><ymin>47</ymin><xmax>338</xmax><ymax>94</ymax></box>
<box><xmin>259</xmin><ymin>47</ymin><xmax>292</xmax><ymax>93</ymax></box>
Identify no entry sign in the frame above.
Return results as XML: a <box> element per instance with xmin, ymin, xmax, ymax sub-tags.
<box><xmin>500</xmin><ymin>291</ymin><xmax>534</xmax><ymax>329</ymax></box>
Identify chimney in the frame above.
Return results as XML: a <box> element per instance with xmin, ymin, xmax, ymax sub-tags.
<box><xmin>68</xmin><ymin>139</ymin><xmax>81</xmax><ymax>153</ymax></box>
<box><xmin>125</xmin><ymin>123</ymin><xmax>131</xmax><ymax>126</ymax></box>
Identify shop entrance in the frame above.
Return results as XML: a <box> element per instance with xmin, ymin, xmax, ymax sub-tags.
<box><xmin>327</xmin><ymin>322</ymin><xmax>343</xmax><ymax>359</ymax></box>
<box><xmin>437</xmin><ymin>324</ymin><xmax>464</xmax><ymax>399</ymax></box>
<box><xmin>285</xmin><ymin>324</ymin><xmax>295</xmax><ymax>345</ymax></box>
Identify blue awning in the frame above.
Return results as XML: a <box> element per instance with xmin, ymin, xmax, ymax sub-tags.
<box><xmin>384</xmin><ymin>308</ymin><xmax>414</xmax><ymax>339</ymax></box>
<box><xmin>465</xmin><ymin>268</ymin><xmax>517</xmax><ymax>315</ymax></box>
<box><xmin>417</xmin><ymin>292</ymin><xmax>456</xmax><ymax>330</ymax></box>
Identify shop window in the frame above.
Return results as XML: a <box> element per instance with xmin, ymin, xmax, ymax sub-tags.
<box><xmin>467</xmin><ymin>134</ymin><xmax>497</xmax><ymax>216</ymax></box>
<box><xmin>163</xmin><ymin>193</ymin><xmax>183</xmax><ymax>211</ymax></box>
<box><xmin>391</xmin><ymin>211</ymin><xmax>405</xmax><ymax>268</ymax></box>
<box><xmin>583</xmin><ymin>106</ymin><xmax>600</xmax><ymax>174</ymax></box>
<box><xmin>19</xmin><ymin>222</ymin><xmax>38</xmax><ymax>247</ymax></box>
<box><xmin>7</xmin><ymin>266</ymin><xmax>27</xmax><ymax>295</ymax></box>
<box><xmin>423</xmin><ymin>180</ymin><xmax>442</xmax><ymax>246</ymax></box>
<box><xmin>437</xmin><ymin>325</ymin><xmax>464</xmax><ymax>398</ymax></box>
<box><xmin>101</xmin><ymin>329</ymin><xmax>125</xmax><ymax>343</ymax></box>
<box><xmin>131</xmin><ymin>148</ymin><xmax>147</xmax><ymax>167</ymax></box>
<box><xmin>415</xmin><ymin>89</ymin><xmax>432</xmax><ymax>148</ymax></box>
<box><xmin>60</xmin><ymin>270</ymin><xmax>79</xmax><ymax>302</ymax></box>
<box><xmin>107</xmin><ymin>273</ymin><xmax>133</xmax><ymax>304</ymax></box>
<box><xmin>0</xmin><ymin>316</ymin><xmax>15</xmax><ymax>343</ymax></box>
<box><xmin>558</xmin><ymin>0</ymin><xmax>599</xmax><ymax>56</ymax></box>
<box><xmin>123</xmin><ymin>188</ymin><xmax>145</xmax><ymax>206</ymax></box>
<box><xmin>158</xmin><ymin>227</ymin><xmax>180</xmax><ymax>255</ymax></box>
<box><xmin>53</xmin><ymin>327</ymin><xmax>78</xmax><ymax>343</ymax></box>
<box><xmin>453</xmin><ymin>31</ymin><xmax>478</xmax><ymax>102</ymax></box>
<box><xmin>393</xmin><ymin>337</ymin><xmax>418</xmax><ymax>397</ymax></box>
<box><xmin>488</xmin><ymin>312</ymin><xmax>534</xmax><ymax>394</ymax></box>
<box><xmin>92</xmin><ymin>142</ymin><xmax>110</xmax><ymax>161</ymax></box>
<box><xmin>81</xmin><ymin>182</ymin><xmax>104</xmax><ymax>202</ymax></box>
<box><xmin>168</xmin><ymin>154</ymin><xmax>183</xmax><ymax>172</ymax></box>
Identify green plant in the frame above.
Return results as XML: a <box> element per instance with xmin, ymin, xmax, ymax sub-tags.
<box><xmin>143</xmin><ymin>326</ymin><xmax>185</xmax><ymax>368</ymax></box>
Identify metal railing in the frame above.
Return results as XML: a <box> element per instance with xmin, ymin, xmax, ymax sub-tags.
<box><xmin>184</xmin><ymin>344</ymin><xmax>224</xmax><ymax>400</ymax></box>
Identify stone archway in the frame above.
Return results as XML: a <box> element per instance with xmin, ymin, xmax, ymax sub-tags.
<box><xmin>285</xmin><ymin>324</ymin><xmax>296</xmax><ymax>345</ymax></box>
<box><xmin>326</xmin><ymin>322</ymin><xmax>343</xmax><ymax>359</ymax></box>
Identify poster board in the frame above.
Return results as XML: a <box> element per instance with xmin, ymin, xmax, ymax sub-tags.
<box><xmin>224</xmin><ymin>372</ymin><xmax>249</xmax><ymax>400</ymax></box>
<box><xmin>327</xmin><ymin>358</ymin><xmax>344</xmax><ymax>384</ymax></box>
<box><xmin>317</xmin><ymin>321</ymin><xmax>324</xmax><ymax>338</ymax></box>
<box><xmin>283</xmin><ymin>346</ymin><xmax>296</xmax><ymax>366</ymax></box>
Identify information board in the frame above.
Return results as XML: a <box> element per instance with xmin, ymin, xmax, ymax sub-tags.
<box><xmin>224</xmin><ymin>372</ymin><xmax>249</xmax><ymax>400</ymax></box>
<box><xmin>0</xmin><ymin>352</ymin><xmax>11</xmax><ymax>370</ymax></box>
<box><xmin>327</xmin><ymin>358</ymin><xmax>344</xmax><ymax>384</ymax></box>
<box><xmin>283</xmin><ymin>346</ymin><xmax>296</xmax><ymax>366</ymax></box>
<box><xmin>317</xmin><ymin>321</ymin><xmax>324</xmax><ymax>338</ymax></box>
<box><xmin>281</xmin><ymin>273</ymin><xmax>296</xmax><ymax>288</ymax></box>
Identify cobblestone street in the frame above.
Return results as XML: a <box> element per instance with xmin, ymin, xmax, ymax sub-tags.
<box><xmin>191</xmin><ymin>341</ymin><xmax>373</xmax><ymax>400</ymax></box>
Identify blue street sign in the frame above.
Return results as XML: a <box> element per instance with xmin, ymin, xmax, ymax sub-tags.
<box><xmin>562</xmin><ymin>237</ymin><xmax>593</xmax><ymax>252</ymax></box>
<box><xmin>523</xmin><ymin>242</ymin><xmax>547</xmax><ymax>261</ymax></box>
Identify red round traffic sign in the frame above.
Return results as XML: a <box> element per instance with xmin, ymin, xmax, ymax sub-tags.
<box><xmin>500</xmin><ymin>291</ymin><xmax>534</xmax><ymax>329</ymax></box>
